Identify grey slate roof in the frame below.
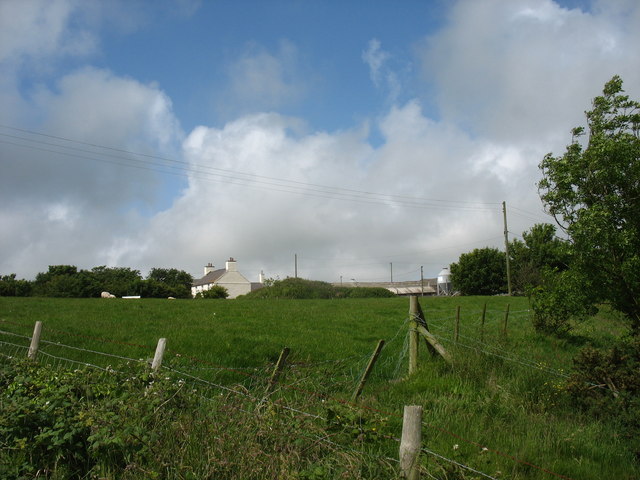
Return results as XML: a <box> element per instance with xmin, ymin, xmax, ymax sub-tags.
<box><xmin>192</xmin><ymin>269</ymin><xmax>226</xmax><ymax>287</ymax></box>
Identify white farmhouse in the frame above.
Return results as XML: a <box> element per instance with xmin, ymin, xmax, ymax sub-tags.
<box><xmin>191</xmin><ymin>258</ymin><xmax>262</xmax><ymax>299</ymax></box>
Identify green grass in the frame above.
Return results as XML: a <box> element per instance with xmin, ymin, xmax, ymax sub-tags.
<box><xmin>0</xmin><ymin>295</ymin><xmax>637</xmax><ymax>479</ymax></box>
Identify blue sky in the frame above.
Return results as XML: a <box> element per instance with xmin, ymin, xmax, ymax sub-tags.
<box><xmin>1</xmin><ymin>0</ymin><xmax>639</xmax><ymax>283</ymax></box>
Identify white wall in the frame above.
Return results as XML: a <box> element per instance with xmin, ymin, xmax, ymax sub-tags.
<box><xmin>217</xmin><ymin>270</ymin><xmax>251</xmax><ymax>298</ymax></box>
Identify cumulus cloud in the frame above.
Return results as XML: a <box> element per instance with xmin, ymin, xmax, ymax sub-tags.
<box><xmin>0</xmin><ymin>68</ymin><xmax>183</xmax><ymax>277</ymax></box>
<box><xmin>420</xmin><ymin>0</ymin><xmax>640</xmax><ymax>144</ymax></box>
<box><xmin>110</xmin><ymin>100</ymin><xmax>517</xmax><ymax>282</ymax></box>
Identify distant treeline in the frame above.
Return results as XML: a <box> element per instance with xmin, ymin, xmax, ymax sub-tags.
<box><xmin>0</xmin><ymin>265</ymin><xmax>193</xmax><ymax>299</ymax></box>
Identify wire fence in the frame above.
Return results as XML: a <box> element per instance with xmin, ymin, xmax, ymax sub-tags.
<box><xmin>0</xmin><ymin>317</ymin><xmax>581</xmax><ymax>480</ymax></box>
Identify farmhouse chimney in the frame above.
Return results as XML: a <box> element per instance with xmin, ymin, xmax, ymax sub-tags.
<box><xmin>204</xmin><ymin>263</ymin><xmax>215</xmax><ymax>275</ymax></box>
<box><xmin>226</xmin><ymin>257</ymin><xmax>237</xmax><ymax>272</ymax></box>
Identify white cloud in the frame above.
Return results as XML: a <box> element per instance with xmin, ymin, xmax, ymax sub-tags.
<box><xmin>109</xmin><ymin>99</ymin><xmax>522</xmax><ymax>282</ymax></box>
<box><xmin>420</xmin><ymin>0</ymin><xmax>640</xmax><ymax>145</ymax></box>
<box><xmin>0</xmin><ymin>66</ymin><xmax>183</xmax><ymax>277</ymax></box>
<box><xmin>0</xmin><ymin>0</ymin><xmax>97</xmax><ymax>65</ymax></box>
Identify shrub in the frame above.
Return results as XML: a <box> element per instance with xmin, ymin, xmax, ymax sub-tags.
<box><xmin>529</xmin><ymin>269</ymin><xmax>596</xmax><ymax>335</ymax></box>
<box><xmin>242</xmin><ymin>278</ymin><xmax>396</xmax><ymax>299</ymax></box>
<box><xmin>566</xmin><ymin>337</ymin><xmax>640</xmax><ymax>459</ymax></box>
<box><xmin>195</xmin><ymin>285</ymin><xmax>229</xmax><ymax>299</ymax></box>
<box><xmin>337</xmin><ymin>287</ymin><xmax>395</xmax><ymax>298</ymax></box>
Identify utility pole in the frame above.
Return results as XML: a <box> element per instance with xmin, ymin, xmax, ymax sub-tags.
<box><xmin>295</xmin><ymin>253</ymin><xmax>298</xmax><ymax>278</ymax></box>
<box><xmin>390</xmin><ymin>262</ymin><xmax>393</xmax><ymax>283</ymax></box>
<box><xmin>420</xmin><ymin>266</ymin><xmax>424</xmax><ymax>297</ymax></box>
<box><xmin>503</xmin><ymin>201</ymin><xmax>512</xmax><ymax>296</ymax></box>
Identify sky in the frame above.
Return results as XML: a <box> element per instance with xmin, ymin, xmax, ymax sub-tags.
<box><xmin>1</xmin><ymin>0</ymin><xmax>639</xmax><ymax>284</ymax></box>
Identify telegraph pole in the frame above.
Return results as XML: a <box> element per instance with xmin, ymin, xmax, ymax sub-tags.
<box><xmin>295</xmin><ymin>253</ymin><xmax>298</xmax><ymax>278</ymax></box>
<box><xmin>390</xmin><ymin>262</ymin><xmax>393</xmax><ymax>283</ymax></box>
<box><xmin>420</xmin><ymin>266</ymin><xmax>424</xmax><ymax>297</ymax></box>
<box><xmin>502</xmin><ymin>201</ymin><xmax>512</xmax><ymax>296</ymax></box>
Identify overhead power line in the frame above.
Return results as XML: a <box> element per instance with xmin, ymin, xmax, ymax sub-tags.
<box><xmin>0</xmin><ymin>124</ymin><xmax>503</xmax><ymax>212</ymax></box>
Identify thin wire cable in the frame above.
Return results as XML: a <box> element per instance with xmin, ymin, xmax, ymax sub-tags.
<box><xmin>0</xmin><ymin>125</ymin><xmax>502</xmax><ymax>207</ymax></box>
<box><xmin>36</xmin><ymin>349</ymin><xmax>110</xmax><ymax>371</ymax></box>
<box><xmin>0</xmin><ymin>329</ymin><xmax>32</xmax><ymax>341</ymax></box>
<box><xmin>0</xmin><ymin>126</ymin><xmax>502</xmax><ymax>212</ymax></box>
<box><xmin>39</xmin><ymin>339</ymin><xmax>144</xmax><ymax>364</ymax></box>
<box><xmin>421</xmin><ymin>447</ymin><xmax>500</xmax><ymax>480</ymax></box>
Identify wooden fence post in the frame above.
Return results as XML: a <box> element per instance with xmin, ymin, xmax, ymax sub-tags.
<box><xmin>151</xmin><ymin>338</ymin><xmax>167</xmax><ymax>372</ymax></box>
<box><xmin>265</xmin><ymin>347</ymin><xmax>290</xmax><ymax>396</ymax></box>
<box><xmin>352</xmin><ymin>340</ymin><xmax>385</xmax><ymax>402</ymax></box>
<box><xmin>480</xmin><ymin>303</ymin><xmax>487</xmax><ymax>342</ymax></box>
<box><xmin>409</xmin><ymin>297</ymin><xmax>420</xmax><ymax>375</ymax></box>
<box><xmin>503</xmin><ymin>304</ymin><xmax>510</xmax><ymax>337</ymax></box>
<box><xmin>454</xmin><ymin>306</ymin><xmax>460</xmax><ymax>343</ymax></box>
<box><xmin>400</xmin><ymin>405</ymin><xmax>423</xmax><ymax>480</ymax></box>
<box><xmin>27</xmin><ymin>321</ymin><xmax>43</xmax><ymax>361</ymax></box>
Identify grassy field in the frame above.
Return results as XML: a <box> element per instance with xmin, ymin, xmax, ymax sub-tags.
<box><xmin>0</xmin><ymin>295</ymin><xmax>637</xmax><ymax>479</ymax></box>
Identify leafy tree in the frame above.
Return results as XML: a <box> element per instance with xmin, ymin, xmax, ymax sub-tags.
<box><xmin>143</xmin><ymin>268</ymin><xmax>193</xmax><ymax>298</ymax></box>
<box><xmin>32</xmin><ymin>265</ymin><xmax>88</xmax><ymax>298</ymax></box>
<box><xmin>450</xmin><ymin>247</ymin><xmax>507</xmax><ymax>296</ymax></box>
<box><xmin>538</xmin><ymin>75</ymin><xmax>640</xmax><ymax>332</ymax></box>
<box><xmin>89</xmin><ymin>266</ymin><xmax>142</xmax><ymax>297</ymax></box>
<box><xmin>0</xmin><ymin>274</ymin><xmax>32</xmax><ymax>297</ymax></box>
<box><xmin>508</xmin><ymin>223</ymin><xmax>570</xmax><ymax>293</ymax></box>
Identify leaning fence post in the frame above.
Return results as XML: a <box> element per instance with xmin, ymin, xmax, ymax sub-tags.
<box><xmin>352</xmin><ymin>339</ymin><xmax>385</xmax><ymax>402</ymax></box>
<box><xmin>400</xmin><ymin>405</ymin><xmax>423</xmax><ymax>480</ymax></box>
<box><xmin>265</xmin><ymin>347</ymin><xmax>290</xmax><ymax>396</ymax></box>
<box><xmin>454</xmin><ymin>306</ymin><xmax>460</xmax><ymax>343</ymax></box>
<box><xmin>503</xmin><ymin>303</ymin><xmax>510</xmax><ymax>337</ymax></box>
<box><xmin>409</xmin><ymin>297</ymin><xmax>420</xmax><ymax>375</ymax></box>
<box><xmin>27</xmin><ymin>321</ymin><xmax>43</xmax><ymax>361</ymax></box>
<box><xmin>151</xmin><ymin>338</ymin><xmax>167</xmax><ymax>372</ymax></box>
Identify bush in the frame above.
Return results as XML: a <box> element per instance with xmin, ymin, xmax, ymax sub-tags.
<box><xmin>0</xmin><ymin>359</ymin><xmax>195</xmax><ymax>479</ymax></box>
<box><xmin>566</xmin><ymin>337</ymin><xmax>640</xmax><ymax>459</ymax></box>
<box><xmin>0</xmin><ymin>357</ymin><xmax>396</xmax><ymax>479</ymax></box>
<box><xmin>529</xmin><ymin>269</ymin><xmax>596</xmax><ymax>335</ymax></box>
<box><xmin>335</xmin><ymin>287</ymin><xmax>395</xmax><ymax>298</ymax></box>
<box><xmin>195</xmin><ymin>285</ymin><xmax>229</xmax><ymax>299</ymax></box>
<box><xmin>241</xmin><ymin>278</ymin><xmax>396</xmax><ymax>299</ymax></box>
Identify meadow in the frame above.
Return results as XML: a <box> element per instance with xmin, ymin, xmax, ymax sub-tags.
<box><xmin>0</xmin><ymin>295</ymin><xmax>637</xmax><ymax>479</ymax></box>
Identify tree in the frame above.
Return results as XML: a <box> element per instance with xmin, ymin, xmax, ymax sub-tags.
<box><xmin>33</xmin><ymin>265</ymin><xmax>87</xmax><ymax>298</ymax></box>
<box><xmin>0</xmin><ymin>274</ymin><xmax>32</xmax><ymax>297</ymax></box>
<box><xmin>144</xmin><ymin>268</ymin><xmax>193</xmax><ymax>298</ymax></box>
<box><xmin>538</xmin><ymin>75</ymin><xmax>640</xmax><ymax>332</ymax></box>
<box><xmin>89</xmin><ymin>266</ymin><xmax>142</xmax><ymax>297</ymax></box>
<box><xmin>508</xmin><ymin>223</ymin><xmax>570</xmax><ymax>293</ymax></box>
<box><xmin>450</xmin><ymin>247</ymin><xmax>507</xmax><ymax>296</ymax></box>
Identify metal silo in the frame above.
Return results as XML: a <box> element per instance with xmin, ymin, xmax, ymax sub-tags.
<box><xmin>437</xmin><ymin>267</ymin><xmax>451</xmax><ymax>295</ymax></box>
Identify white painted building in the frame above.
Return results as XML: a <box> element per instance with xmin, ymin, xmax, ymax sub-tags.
<box><xmin>191</xmin><ymin>258</ymin><xmax>262</xmax><ymax>299</ymax></box>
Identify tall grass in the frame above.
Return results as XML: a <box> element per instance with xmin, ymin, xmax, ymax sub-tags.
<box><xmin>0</xmin><ymin>296</ymin><xmax>637</xmax><ymax>479</ymax></box>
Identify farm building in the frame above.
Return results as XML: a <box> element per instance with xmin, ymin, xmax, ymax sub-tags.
<box><xmin>191</xmin><ymin>258</ymin><xmax>262</xmax><ymax>299</ymax></box>
<box><xmin>332</xmin><ymin>280</ymin><xmax>438</xmax><ymax>296</ymax></box>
